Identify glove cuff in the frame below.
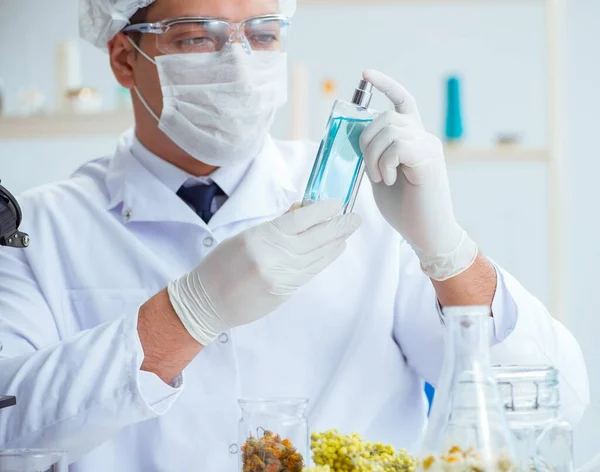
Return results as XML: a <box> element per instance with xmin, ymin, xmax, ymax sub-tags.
<box><xmin>418</xmin><ymin>229</ymin><xmax>478</xmax><ymax>281</ymax></box>
<box><xmin>167</xmin><ymin>276</ymin><xmax>225</xmax><ymax>347</ymax></box>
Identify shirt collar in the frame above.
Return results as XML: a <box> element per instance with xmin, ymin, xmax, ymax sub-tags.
<box><xmin>105</xmin><ymin>128</ymin><xmax>297</xmax><ymax>228</ymax></box>
<box><xmin>130</xmin><ymin>134</ymin><xmax>251</xmax><ymax>197</ymax></box>
<box><xmin>130</xmin><ymin>135</ymin><xmax>191</xmax><ymax>194</ymax></box>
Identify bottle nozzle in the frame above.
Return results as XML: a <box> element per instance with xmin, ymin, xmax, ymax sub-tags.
<box><xmin>351</xmin><ymin>79</ymin><xmax>373</xmax><ymax>108</ymax></box>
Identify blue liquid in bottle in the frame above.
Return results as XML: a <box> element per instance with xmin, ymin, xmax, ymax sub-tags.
<box><xmin>304</xmin><ymin>116</ymin><xmax>372</xmax><ymax>210</ymax></box>
<box><xmin>303</xmin><ymin>80</ymin><xmax>378</xmax><ymax>214</ymax></box>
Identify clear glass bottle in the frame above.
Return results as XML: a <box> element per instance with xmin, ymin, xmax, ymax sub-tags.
<box><xmin>302</xmin><ymin>79</ymin><xmax>378</xmax><ymax>214</ymax></box>
<box><xmin>419</xmin><ymin>306</ymin><xmax>518</xmax><ymax>471</ymax></box>
<box><xmin>494</xmin><ymin>365</ymin><xmax>573</xmax><ymax>472</ymax></box>
<box><xmin>238</xmin><ymin>398</ymin><xmax>309</xmax><ymax>472</ymax></box>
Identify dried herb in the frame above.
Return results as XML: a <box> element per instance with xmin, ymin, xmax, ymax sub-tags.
<box><xmin>311</xmin><ymin>429</ymin><xmax>416</xmax><ymax>471</ymax></box>
<box><xmin>419</xmin><ymin>445</ymin><xmax>516</xmax><ymax>471</ymax></box>
<box><xmin>241</xmin><ymin>429</ymin><xmax>305</xmax><ymax>472</ymax></box>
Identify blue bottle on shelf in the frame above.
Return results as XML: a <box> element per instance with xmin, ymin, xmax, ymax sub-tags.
<box><xmin>302</xmin><ymin>79</ymin><xmax>378</xmax><ymax>214</ymax></box>
<box><xmin>445</xmin><ymin>75</ymin><xmax>464</xmax><ymax>142</ymax></box>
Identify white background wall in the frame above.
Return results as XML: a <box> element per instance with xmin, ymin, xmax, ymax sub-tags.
<box><xmin>565</xmin><ymin>0</ymin><xmax>600</xmax><ymax>466</ymax></box>
<box><xmin>0</xmin><ymin>0</ymin><xmax>598</xmax><ymax>467</ymax></box>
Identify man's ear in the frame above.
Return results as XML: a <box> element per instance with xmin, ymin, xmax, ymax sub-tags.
<box><xmin>109</xmin><ymin>33</ymin><xmax>137</xmax><ymax>89</ymax></box>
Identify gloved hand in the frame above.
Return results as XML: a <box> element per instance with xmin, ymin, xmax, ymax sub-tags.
<box><xmin>168</xmin><ymin>200</ymin><xmax>361</xmax><ymax>346</ymax></box>
<box><xmin>360</xmin><ymin>69</ymin><xmax>477</xmax><ymax>281</ymax></box>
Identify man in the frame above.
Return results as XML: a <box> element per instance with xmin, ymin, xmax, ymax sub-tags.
<box><xmin>0</xmin><ymin>0</ymin><xmax>588</xmax><ymax>469</ymax></box>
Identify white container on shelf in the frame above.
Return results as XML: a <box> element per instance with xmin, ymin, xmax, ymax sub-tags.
<box><xmin>55</xmin><ymin>39</ymin><xmax>83</xmax><ymax>113</ymax></box>
<box><xmin>65</xmin><ymin>88</ymin><xmax>104</xmax><ymax>115</ymax></box>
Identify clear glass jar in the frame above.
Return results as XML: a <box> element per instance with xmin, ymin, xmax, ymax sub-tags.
<box><xmin>419</xmin><ymin>306</ymin><xmax>518</xmax><ymax>471</ymax></box>
<box><xmin>0</xmin><ymin>449</ymin><xmax>67</xmax><ymax>471</ymax></box>
<box><xmin>494</xmin><ymin>366</ymin><xmax>574</xmax><ymax>472</ymax></box>
<box><xmin>238</xmin><ymin>398</ymin><xmax>309</xmax><ymax>472</ymax></box>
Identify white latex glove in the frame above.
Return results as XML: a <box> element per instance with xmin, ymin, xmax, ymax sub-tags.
<box><xmin>360</xmin><ymin>69</ymin><xmax>477</xmax><ymax>281</ymax></box>
<box><xmin>168</xmin><ymin>200</ymin><xmax>361</xmax><ymax>346</ymax></box>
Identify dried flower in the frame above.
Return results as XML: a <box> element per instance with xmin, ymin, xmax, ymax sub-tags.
<box><xmin>417</xmin><ymin>446</ymin><xmax>517</xmax><ymax>471</ymax></box>
<box><xmin>311</xmin><ymin>429</ymin><xmax>416</xmax><ymax>471</ymax></box>
<box><xmin>241</xmin><ymin>429</ymin><xmax>305</xmax><ymax>472</ymax></box>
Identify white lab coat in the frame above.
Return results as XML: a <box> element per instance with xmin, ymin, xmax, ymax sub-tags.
<box><xmin>0</xmin><ymin>130</ymin><xmax>589</xmax><ymax>471</ymax></box>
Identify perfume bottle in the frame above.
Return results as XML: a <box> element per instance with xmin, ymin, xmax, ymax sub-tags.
<box><xmin>302</xmin><ymin>79</ymin><xmax>378</xmax><ymax>214</ymax></box>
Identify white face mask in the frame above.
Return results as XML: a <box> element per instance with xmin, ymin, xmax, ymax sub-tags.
<box><xmin>131</xmin><ymin>41</ymin><xmax>288</xmax><ymax>166</ymax></box>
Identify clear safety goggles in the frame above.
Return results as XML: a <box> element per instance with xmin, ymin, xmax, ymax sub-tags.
<box><xmin>123</xmin><ymin>14</ymin><xmax>290</xmax><ymax>55</ymax></box>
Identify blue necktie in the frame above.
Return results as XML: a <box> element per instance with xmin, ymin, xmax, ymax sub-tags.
<box><xmin>177</xmin><ymin>182</ymin><xmax>224</xmax><ymax>223</ymax></box>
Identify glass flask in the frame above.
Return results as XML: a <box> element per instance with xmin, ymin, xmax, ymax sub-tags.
<box><xmin>302</xmin><ymin>79</ymin><xmax>378</xmax><ymax>214</ymax></box>
<box><xmin>238</xmin><ymin>398</ymin><xmax>309</xmax><ymax>472</ymax></box>
<box><xmin>419</xmin><ymin>306</ymin><xmax>518</xmax><ymax>471</ymax></box>
<box><xmin>494</xmin><ymin>366</ymin><xmax>573</xmax><ymax>472</ymax></box>
<box><xmin>0</xmin><ymin>450</ymin><xmax>67</xmax><ymax>472</ymax></box>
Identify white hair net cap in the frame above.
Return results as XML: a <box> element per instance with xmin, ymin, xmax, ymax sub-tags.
<box><xmin>80</xmin><ymin>0</ymin><xmax>297</xmax><ymax>50</ymax></box>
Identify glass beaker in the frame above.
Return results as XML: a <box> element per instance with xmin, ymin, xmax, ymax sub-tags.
<box><xmin>238</xmin><ymin>398</ymin><xmax>309</xmax><ymax>472</ymax></box>
<box><xmin>0</xmin><ymin>450</ymin><xmax>67</xmax><ymax>472</ymax></box>
<box><xmin>419</xmin><ymin>306</ymin><xmax>518</xmax><ymax>471</ymax></box>
<box><xmin>495</xmin><ymin>365</ymin><xmax>573</xmax><ymax>472</ymax></box>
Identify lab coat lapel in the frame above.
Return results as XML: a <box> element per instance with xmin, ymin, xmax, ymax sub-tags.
<box><xmin>105</xmin><ymin>133</ymin><xmax>204</xmax><ymax>228</ymax></box>
<box><xmin>208</xmin><ymin>137</ymin><xmax>297</xmax><ymax>229</ymax></box>
<box><xmin>105</xmin><ymin>133</ymin><xmax>298</xmax><ymax>229</ymax></box>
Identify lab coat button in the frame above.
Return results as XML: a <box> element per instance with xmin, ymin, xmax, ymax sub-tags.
<box><xmin>229</xmin><ymin>444</ymin><xmax>238</xmax><ymax>454</ymax></box>
<box><xmin>203</xmin><ymin>237</ymin><xmax>214</xmax><ymax>247</ymax></box>
<box><xmin>218</xmin><ymin>333</ymin><xmax>229</xmax><ymax>344</ymax></box>
<box><xmin>123</xmin><ymin>209</ymin><xmax>133</xmax><ymax>221</ymax></box>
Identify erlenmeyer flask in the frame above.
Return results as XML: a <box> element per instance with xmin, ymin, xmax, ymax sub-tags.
<box><xmin>419</xmin><ymin>306</ymin><xmax>518</xmax><ymax>471</ymax></box>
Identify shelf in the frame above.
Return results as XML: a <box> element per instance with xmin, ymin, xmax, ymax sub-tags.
<box><xmin>0</xmin><ymin>113</ymin><xmax>549</xmax><ymax>162</ymax></box>
<box><xmin>0</xmin><ymin>111</ymin><xmax>134</xmax><ymax>139</ymax></box>
<box><xmin>444</xmin><ymin>146</ymin><xmax>550</xmax><ymax>162</ymax></box>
